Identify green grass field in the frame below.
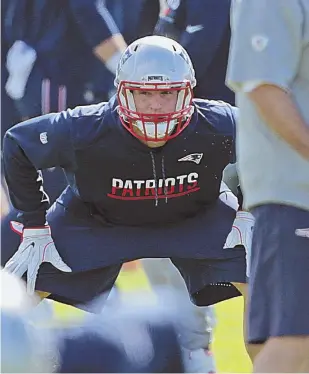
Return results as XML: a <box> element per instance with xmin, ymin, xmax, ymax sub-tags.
<box><xmin>53</xmin><ymin>266</ymin><xmax>252</xmax><ymax>373</ymax></box>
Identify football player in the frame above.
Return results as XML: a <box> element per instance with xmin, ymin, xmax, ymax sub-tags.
<box><xmin>3</xmin><ymin>35</ymin><xmax>254</xmax><ymax>362</ymax></box>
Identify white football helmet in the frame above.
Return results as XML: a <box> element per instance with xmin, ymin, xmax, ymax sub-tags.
<box><xmin>115</xmin><ymin>35</ymin><xmax>196</xmax><ymax>143</ymax></box>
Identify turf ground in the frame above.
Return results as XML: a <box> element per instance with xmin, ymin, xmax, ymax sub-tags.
<box><xmin>53</xmin><ymin>264</ymin><xmax>252</xmax><ymax>373</ymax></box>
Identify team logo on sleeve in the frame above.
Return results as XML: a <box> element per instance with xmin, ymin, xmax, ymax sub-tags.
<box><xmin>178</xmin><ymin>153</ymin><xmax>203</xmax><ymax>164</ymax></box>
<box><xmin>108</xmin><ymin>172</ymin><xmax>200</xmax><ymax>200</ymax></box>
<box><xmin>39</xmin><ymin>132</ymin><xmax>48</xmax><ymax>144</ymax></box>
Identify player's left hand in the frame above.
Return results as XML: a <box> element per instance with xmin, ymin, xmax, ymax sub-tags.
<box><xmin>224</xmin><ymin>211</ymin><xmax>255</xmax><ymax>277</ymax></box>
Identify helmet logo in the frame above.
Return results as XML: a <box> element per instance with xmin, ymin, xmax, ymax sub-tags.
<box><xmin>144</xmin><ymin>75</ymin><xmax>167</xmax><ymax>82</ymax></box>
<box><xmin>120</xmin><ymin>47</ymin><xmax>133</xmax><ymax>66</ymax></box>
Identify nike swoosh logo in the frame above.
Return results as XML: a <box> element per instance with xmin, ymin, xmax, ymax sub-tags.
<box><xmin>295</xmin><ymin>228</ymin><xmax>309</xmax><ymax>238</ymax></box>
<box><xmin>186</xmin><ymin>25</ymin><xmax>204</xmax><ymax>34</ymax></box>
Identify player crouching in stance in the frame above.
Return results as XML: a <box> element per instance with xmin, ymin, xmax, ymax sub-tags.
<box><xmin>2</xmin><ymin>36</ymin><xmax>255</xmax><ymax>368</ymax></box>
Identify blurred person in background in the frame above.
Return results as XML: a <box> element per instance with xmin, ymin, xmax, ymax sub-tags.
<box><xmin>1</xmin><ymin>0</ymin><xmax>20</xmax><ymax>139</ymax></box>
<box><xmin>1</xmin><ymin>0</ymin><xmax>24</xmax><ymax>222</ymax></box>
<box><xmin>1</xmin><ymin>270</ymin><xmax>185</xmax><ymax>373</ymax></box>
<box><xmin>1</xmin><ymin>270</ymin><xmax>56</xmax><ymax>373</ymax></box>
<box><xmin>2</xmin><ymin>0</ymin><xmax>127</xmax><ymax>202</ymax></box>
<box><xmin>56</xmin><ymin>289</ymin><xmax>186</xmax><ymax>373</ymax></box>
<box><xmin>154</xmin><ymin>0</ymin><xmax>234</xmax><ymax>104</ymax></box>
<box><xmin>106</xmin><ymin>0</ymin><xmax>160</xmax><ymax>45</ymax></box>
<box><xmin>3</xmin><ymin>0</ymin><xmax>127</xmax><ymax>120</ymax></box>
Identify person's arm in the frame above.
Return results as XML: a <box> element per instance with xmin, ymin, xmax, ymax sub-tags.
<box><xmin>70</xmin><ymin>0</ymin><xmax>127</xmax><ymax>75</ymax></box>
<box><xmin>227</xmin><ymin>0</ymin><xmax>309</xmax><ymax>160</ymax></box>
<box><xmin>3</xmin><ymin>111</ymin><xmax>76</xmax><ymax>227</ymax></box>
<box><xmin>248</xmin><ymin>85</ymin><xmax>309</xmax><ymax>160</ymax></box>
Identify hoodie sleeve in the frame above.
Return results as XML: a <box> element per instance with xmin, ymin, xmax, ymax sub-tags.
<box><xmin>3</xmin><ymin>110</ymin><xmax>76</xmax><ymax>227</ymax></box>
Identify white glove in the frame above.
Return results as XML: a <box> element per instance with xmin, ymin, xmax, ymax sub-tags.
<box><xmin>4</xmin><ymin>221</ymin><xmax>71</xmax><ymax>295</ymax></box>
<box><xmin>223</xmin><ymin>211</ymin><xmax>255</xmax><ymax>277</ymax></box>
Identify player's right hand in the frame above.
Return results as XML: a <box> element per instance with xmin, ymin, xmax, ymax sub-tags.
<box><xmin>4</xmin><ymin>222</ymin><xmax>72</xmax><ymax>295</ymax></box>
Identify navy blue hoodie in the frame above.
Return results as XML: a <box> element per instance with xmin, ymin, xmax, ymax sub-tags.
<box><xmin>3</xmin><ymin>97</ymin><xmax>237</xmax><ymax>227</ymax></box>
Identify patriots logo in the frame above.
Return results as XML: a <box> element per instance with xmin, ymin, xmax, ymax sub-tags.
<box><xmin>121</xmin><ymin>46</ymin><xmax>133</xmax><ymax>64</ymax></box>
<box><xmin>39</xmin><ymin>132</ymin><xmax>48</xmax><ymax>144</ymax></box>
<box><xmin>178</xmin><ymin>153</ymin><xmax>203</xmax><ymax>165</ymax></box>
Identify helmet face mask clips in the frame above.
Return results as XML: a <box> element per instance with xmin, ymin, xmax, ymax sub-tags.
<box><xmin>115</xmin><ymin>36</ymin><xmax>196</xmax><ymax>143</ymax></box>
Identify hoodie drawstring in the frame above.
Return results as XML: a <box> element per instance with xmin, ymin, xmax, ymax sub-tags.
<box><xmin>150</xmin><ymin>151</ymin><xmax>159</xmax><ymax>206</ymax></box>
<box><xmin>161</xmin><ymin>156</ymin><xmax>168</xmax><ymax>204</ymax></box>
<box><xmin>150</xmin><ymin>152</ymin><xmax>168</xmax><ymax>206</ymax></box>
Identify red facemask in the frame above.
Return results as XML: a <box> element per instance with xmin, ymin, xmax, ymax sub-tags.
<box><xmin>117</xmin><ymin>80</ymin><xmax>194</xmax><ymax>143</ymax></box>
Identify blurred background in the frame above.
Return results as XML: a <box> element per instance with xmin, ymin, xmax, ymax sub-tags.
<box><xmin>1</xmin><ymin>0</ymin><xmax>250</xmax><ymax>372</ymax></box>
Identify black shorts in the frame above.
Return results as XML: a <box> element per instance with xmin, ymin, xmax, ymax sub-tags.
<box><xmin>32</xmin><ymin>250</ymin><xmax>245</xmax><ymax>311</ymax></box>
<box><xmin>2</xmin><ymin>187</ymin><xmax>246</xmax><ymax>310</ymax></box>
